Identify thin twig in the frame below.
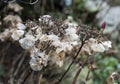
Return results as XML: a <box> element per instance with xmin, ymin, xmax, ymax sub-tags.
<box><xmin>72</xmin><ymin>66</ymin><xmax>82</xmax><ymax>84</ymax></box>
<box><xmin>72</xmin><ymin>55</ymin><xmax>89</xmax><ymax>84</ymax></box>
<box><xmin>22</xmin><ymin>68</ymin><xmax>32</xmax><ymax>84</ymax></box>
<box><xmin>85</xmin><ymin>69</ymin><xmax>90</xmax><ymax>81</ymax></box>
<box><xmin>13</xmin><ymin>51</ymin><xmax>27</xmax><ymax>76</ymax></box>
<box><xmin>0</xmin><ymin>43</ymin><xmax>11</xmax><ymax>64</ymax></box>
<box><xmin>9</xmin><ymin>51</ymin><xmax>24</xmax><ymax>76</ymax></box>
<box><xmin>38</xmin><ymin>73</ymin><xmax>43</xmax><ymax>84</ymax></box>
<box><xmin>27</xmin><ymin>71</ymin><xmax>34</xmax><ymax>84</ymax></box>
<box><xmin>16</xmin><ymin>64</ymin><xmax>29</xmax><ymax>84</ymax></box>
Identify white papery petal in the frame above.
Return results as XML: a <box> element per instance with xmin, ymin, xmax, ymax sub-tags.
<box><xmin>19</xmin><ymin>37</ymin><xmax>35</xmax><ymax>49</ymax></box>
<box><xmin>102</xmin><ymin>41</ymin><xmax>112</xmax><ymax>50</ymax></box>
<box><xmin>91</xmin><ymin>43</ymin><xmax>105</xmax><ymax>52</ymax></box>
<box><xmin>29</xmin><ymin>57</ymin><xmax>43</xmax><ymax>71</ymax></box>
<box><xmin>69</xmin><ymin>34</ymin><xmax>79</xmax><ymax>41</ymax></box>
<box><xmin>56</xmin><ymin>60</ymin><xmax>63</xmax><ymax>67</ymax></box>
<box><xmin>65</xmin><ymin>28</ymin><xmax>76</xmax><ymax>34</ymax></box>
<box><xmin>17</xmin><ymin>23</ymin><xmax>26</xmax><ymax>30</ymax></box>
<box><xmin>11</xmin><ymin>30</ymin><xmax>24</xmax><ymax>40</ymax></box>
<box><xmin>48</xmin><ymin>34</ymin><xmax>59</xmax><ymax>41</ymax></box>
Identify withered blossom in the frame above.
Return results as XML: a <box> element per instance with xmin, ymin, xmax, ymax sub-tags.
<box><xmin>0</xmin><ymin>15</ymin><xmax>112</xmax><ymax>71</ymax></box>
<box><xmin>8</xmin><ymin>2</ymin><xmax>23</xmax><ymax>12</ymax></box>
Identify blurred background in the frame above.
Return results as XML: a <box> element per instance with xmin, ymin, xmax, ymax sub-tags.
<box><xmin>0</xmin><ymin>0</ymin><xmax>120</xmax><ymax>84</ymax></box>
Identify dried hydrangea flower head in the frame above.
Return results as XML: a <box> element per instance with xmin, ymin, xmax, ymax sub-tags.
<box><xmin>8</xmin><ymin>2</ymin><xmax>23</xmax><ymax>12</ymax></box>
<box><xmin>107</xmin><ymin>72</ymin><xmax>120</xmax><ymax>84</ymax></box>
<box><xmin>0</xmin><ymin>29</ymin><xmax>11</xmax><ymax>41</ymax></box>
<box><xmin>4</xmin><ymin>15</ymin><xmax>22</xmax><ymax>27</ymax></box>
<box><xmin>0</xmin><ymin>15</ymin><xmax>112</xmax><ymax>71</ymax></box>
<box><xmin>30</xmin><ymin>48</ymin><xmax>48</xmax><ymax>71</ymax></box>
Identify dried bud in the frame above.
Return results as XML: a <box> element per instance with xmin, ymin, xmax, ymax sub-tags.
<box><xmin>89</xmin><ymin>64</ymin><xmax>97</xmax><ymax>70</ymax></box>
<box><xmin>101</xmin><ymin>22</ymin><xmax>106</xmax><ymax>30</ymax></box>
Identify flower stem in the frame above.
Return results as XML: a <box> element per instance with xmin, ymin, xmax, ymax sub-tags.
<box><xmin>55</xmin><ymin>40</ymin><xmax>85</xmax><ymax>84</ymax></box>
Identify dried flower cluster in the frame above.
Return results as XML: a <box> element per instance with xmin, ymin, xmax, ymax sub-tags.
<box><xmin>107</xmin><ymin>72</ymin><xmax>120</xmax><ymax>84</ymax></box>
<box><xmin>0</xmin><ymin>15</ymin><xmax>112</xmax><ymax>71</ymax></box>
<box><xmin>7</xmin><ymin>2</ymin><xmax>23</xmax><ymax>12</ymax></box>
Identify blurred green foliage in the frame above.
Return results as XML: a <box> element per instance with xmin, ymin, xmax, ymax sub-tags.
<box><xmin>93</xmin><ymin>54</ymin><xmax>119</xmax><ymax>84</ymax></box>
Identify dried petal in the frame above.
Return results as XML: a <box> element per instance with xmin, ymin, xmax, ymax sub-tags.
<box><xmin>11</xmin><ymin>30</ymin><xmax>24</xmax><ymax>40</ymax></box>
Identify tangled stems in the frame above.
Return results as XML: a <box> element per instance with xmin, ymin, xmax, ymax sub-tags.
<box><xmin>72</xmin><ymin>67</ymin><xmax>83</xmax><ymax>84</ymax></box>
<box><xmin>72</xmin><ymin>55</ymin><xmax>90</xmax><ymax>84</ymax></box>
<box><xmin>55</xmin><ymin>38</ymin><xmax>86</xmax><ymax>84</ymax></box>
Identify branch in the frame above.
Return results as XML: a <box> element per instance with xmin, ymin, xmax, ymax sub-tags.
<box><xmin>72</xmin><ymin>66</ymin><xmax>82</xmax><ymax>84</ymax></box>
<box><xmin>55</xmin><ymin>39</ymin><xmax>86</xmax><ymax>84</ymax></box>
<box><xmin>72</xmin><ymin>55</ymin><xmax>89</xmax><ymax>84</ymax></box>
